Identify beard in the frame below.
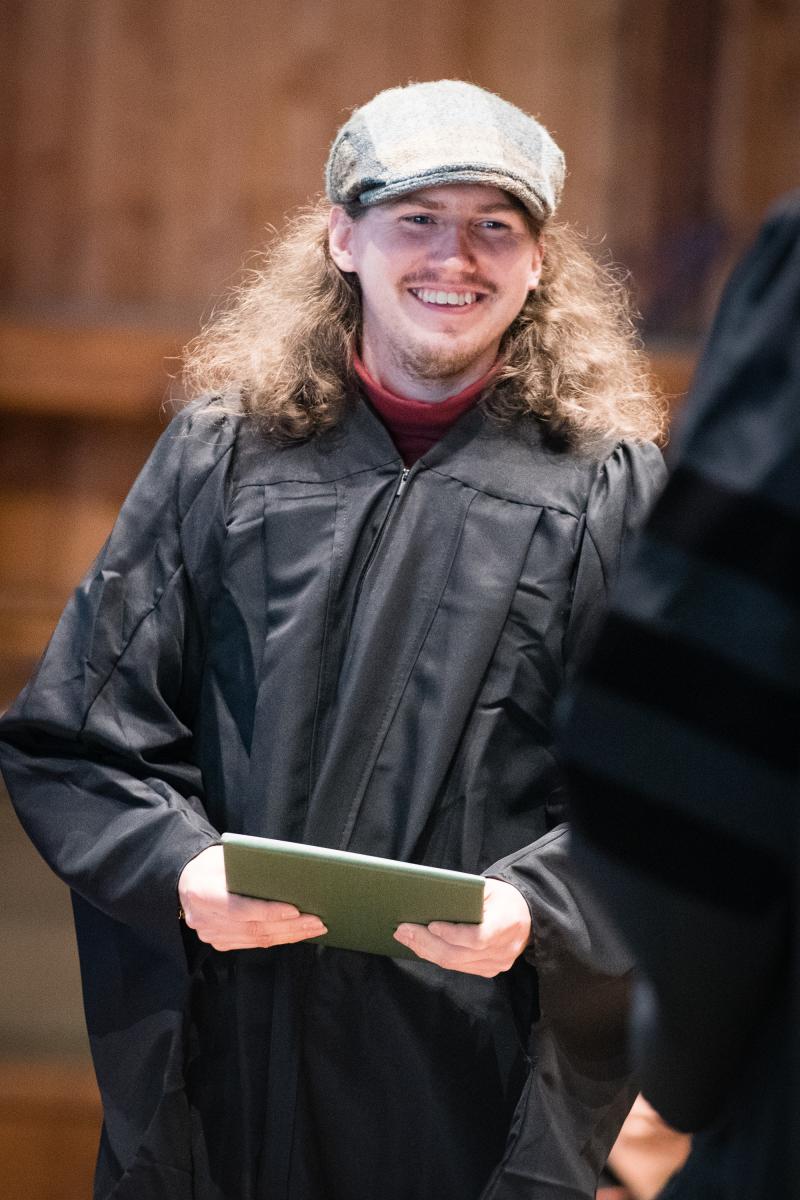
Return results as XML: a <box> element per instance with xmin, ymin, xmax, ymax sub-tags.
<box><xmin>387</xmin><ymin>327</ymin><xmax>499</xmax><ymax>383</ymax></box>
<box><xmin>358</xmin><ymin>283</ymin><xmax>516</xmax><ymax>395</ymax></box>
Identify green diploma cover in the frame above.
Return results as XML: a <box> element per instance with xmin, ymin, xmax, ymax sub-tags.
<box><xmin>222</xmin><ymin>833</ymin><xmax>485</xmax><ymax>958</ymax></box>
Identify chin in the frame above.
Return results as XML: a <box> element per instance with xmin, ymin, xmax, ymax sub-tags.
<box><xmin>402</xmin><ymin>337</ymin><xmax>494</xmax><ymax>381</ymax></box>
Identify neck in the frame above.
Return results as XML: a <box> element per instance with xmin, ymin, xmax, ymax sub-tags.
<box><xmin>359</xmin><ymin>340</ymin><xmax>500</xmax><ymax>404</ymax></box>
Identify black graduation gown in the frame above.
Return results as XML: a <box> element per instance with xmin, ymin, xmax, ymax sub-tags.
<box><xmin>0</xmin><ymin>397</ymin><xmax>664</xmax><ymax>1200</ymax></box>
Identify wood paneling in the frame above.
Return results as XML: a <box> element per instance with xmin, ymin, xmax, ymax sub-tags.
<box><xmin>607</xmin><ymin>0</ymin><xmax>800</xmax><ymax>333</ymax></box>
<box><xmin>712</xmin><ymin>0</ymin><xmax>800</xmax><ymax>244</ymax></box>
<box><xmin>472</xmin><ymin>1</ymin><xmax>623</xmax><ymax>240</ymax></box>
<box><xmin>608</xmin><ymin>0</ymin><xmax>728</xmax><ymax>334</ymax></box>
<box><xmin>3</xmin><ymin>1</ymin><xmax>798</xmax><ymax>329</ymax></box>
<box><xmin>1</xmin><ymin>0</ymin><xmax>475</xmax><ymax>317</ymax></box>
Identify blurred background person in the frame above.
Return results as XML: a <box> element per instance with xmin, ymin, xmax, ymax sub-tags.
<box><xmin>561</xmin><ymin>190</ymin><xmax>800</xmax><ymax>1198</ymax></box>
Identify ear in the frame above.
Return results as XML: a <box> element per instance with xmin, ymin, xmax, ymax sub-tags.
<box><xmin>526</xmin><ymin>237</ymin><xmax>544</xmax><ymax>291</ymax></box>
<box><xmin>328</xmin><ymin>206</ymin><xmax>358</xmax><ymax>273</ymax></box>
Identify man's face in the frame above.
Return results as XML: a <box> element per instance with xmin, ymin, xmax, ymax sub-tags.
<box><xmin>328</xmin><ymin>184</ymin><xmax>543</xmax><ymax>394</ymax></box>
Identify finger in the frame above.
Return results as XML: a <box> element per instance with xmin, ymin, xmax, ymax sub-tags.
<box><xmin>194</xmin><ymin>913</ymin><xmax>326</xmax><ymax>940</ymax></box>
<box><xmin>394</xmin><ymin>923</ymin><xmax>519</xmax><ymax>976</ymax></box>
<box><xmin>243</xmin><ymin>917</ymin><xmax>327</xmax><ymax>943</ymax></box>
<box><xmin>199</xmin><ymin>918</ymin><xmax>327</xmax><ymax>950</ymax></box>
<box><xmin>228</xmin><ymin>895</ymin><xmax>302</xmax><ymax>921</ymax></box>
<box><xmin>426</xmin><ymin>920</ymin><xmax>488</xmax><ymax>947</ymax></box>
<box><xmin>426</xmin><ymin>921</ymin><xmax>519</xmax><ymax>958</ymax></box>
<box><xmin>395</xmin><ymin>923</ymin><xmax>485</xmax><ymax>968</ymax></box>
<box><xmin>184</xmin><ymin>897</ymin><xmax>303</xmax><ymax>929</ymax></box>
<box><xmin>394</xmin><ymin>930</ymin><xmax>504</xmax><ymax>977</ymax></box>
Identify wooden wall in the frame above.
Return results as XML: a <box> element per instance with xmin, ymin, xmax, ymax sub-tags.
<box><xmin>5</xmin><ymin>0</ymin><xmax>797</xmax><ymax>320</ymax></box>
<box><xmin>2</xmin><ymin>0</ymin><xmax>627</xmax><ymax>313</ymax></box>
<box><xmin>609</xmin><ymin>0</ymin><xmax>800</xmax><ymax>333</ymax></box>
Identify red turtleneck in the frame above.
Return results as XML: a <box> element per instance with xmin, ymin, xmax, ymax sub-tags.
<box><xmin>353</xmin><ymin>353</ymin><xmax>500</xmax><ymax>466</ymax></box>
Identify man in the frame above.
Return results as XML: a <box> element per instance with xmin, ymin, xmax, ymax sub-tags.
<box><xmin>560</xmin><ymin>192</ymin><xmax>800</xmax><ymax>1198</ymax></box>
<box><xmin>0</xmin><ymin>81</ymin><xmax>665</xmax><ymax>1199</ymax></box>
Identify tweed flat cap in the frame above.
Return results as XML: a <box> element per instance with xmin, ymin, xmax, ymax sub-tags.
<box><xmin>326</xmin><ymin>79</ymin><xmax>565</xmax><ymax>222</ymax></box>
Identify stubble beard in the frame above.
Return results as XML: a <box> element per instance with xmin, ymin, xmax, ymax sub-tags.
<box><xmin>389</xmin><ymin>329</ymin><xmax>498</xmax><ymax>383</ymax></box>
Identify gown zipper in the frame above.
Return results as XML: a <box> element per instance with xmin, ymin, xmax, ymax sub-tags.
<box><xmin>307</xmin><ymin>464</ymin><xmax>414</xmax><ymax>805</ymax></box>
<box><xmin>348</xmin><ymin>464</ymin><xmax>414</xmax><ymax>640</ymax></box>
<box><xmin>396</xmin><ymin>467</ymin><xmax>410</xmax><ymax>497</ymax></box>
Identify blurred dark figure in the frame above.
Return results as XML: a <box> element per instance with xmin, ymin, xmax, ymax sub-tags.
<box><xmin>559</xmin><ymin>190</ymin><xmax>800</xmax><ymax>1198</ymax></box>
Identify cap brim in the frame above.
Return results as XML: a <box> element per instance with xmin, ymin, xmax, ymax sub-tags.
<box><xmin>354</xmin><ymin>165</ymin><xmax>551</xmax><ymax>222</ymax></box>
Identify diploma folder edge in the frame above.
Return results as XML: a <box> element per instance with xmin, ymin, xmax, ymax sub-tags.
<box><xmin>221</xmin><ymin>833</ymin><xmax>485</xmax><ymax>959</ymax></box>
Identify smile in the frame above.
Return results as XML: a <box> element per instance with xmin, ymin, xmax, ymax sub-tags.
<box><xmin>409</xmin><ymin>288</ymin><xmax>483</xmax><ymax>308</ymax></box>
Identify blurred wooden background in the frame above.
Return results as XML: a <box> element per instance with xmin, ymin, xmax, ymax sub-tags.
<box><xmin>0</xmin><ymin>1</ymin><xmax>798</xmax><ymax>1196</ymax></box>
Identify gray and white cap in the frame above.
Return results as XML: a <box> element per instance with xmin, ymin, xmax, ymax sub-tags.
<box><xmin>325</xmin><ymin>79</ymin><xmax>565</xmax><ymax>223</ymax></box>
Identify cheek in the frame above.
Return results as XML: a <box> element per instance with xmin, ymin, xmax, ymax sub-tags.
<box><xmin>356</xmin><ymin>264</ymin><xmax>409</xmax><ymax>325</ymax></box>
<box><xmin>501</xmin><ymin>267</ymin><xmax>537</xmax><ymax>311</ymax></box>
<box><xmin>499</xmin><ymin>241</ymin><xmax>542</xmax><ymax>291</ymax></box>
<box><xmin>359</xmin><ymin>242</ymin><xmax>407</xmax><ymax>290</ymax></box>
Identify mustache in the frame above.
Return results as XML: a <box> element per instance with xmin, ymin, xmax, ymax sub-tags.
<box><xmin>400</xmin><ymin>273</ymin><xmax>497</xmax><ymax>295</ymax></box>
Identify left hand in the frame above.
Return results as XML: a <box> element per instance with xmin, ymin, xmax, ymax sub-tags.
<box><xmin>394</xmin><ymin>878</ymin><xmax>532</xmax><ymax>977</ymax></box>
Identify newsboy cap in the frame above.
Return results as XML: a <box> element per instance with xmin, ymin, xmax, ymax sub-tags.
<box><xmin>326</xmin><ymin>79</ymin><xmax>565</xmax><ymax>222</ymax></box>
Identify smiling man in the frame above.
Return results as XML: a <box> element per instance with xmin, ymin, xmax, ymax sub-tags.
<box><xmin>328</xmin><ymin>183</ymin><xmax>543</xmax><ymax>392</ymax></box>
<box><xmin>0</xmin><ymin>81</ymin><xmax>665</xmax><ymax>1200</ymax></box>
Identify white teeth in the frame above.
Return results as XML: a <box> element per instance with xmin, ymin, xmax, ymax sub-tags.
<box><xmin>412</xmin><ymin>288</ymin><xmax>478</xmax><ymax>306</ymax></box>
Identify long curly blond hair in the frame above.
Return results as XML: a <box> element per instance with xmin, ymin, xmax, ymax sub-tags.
<box><xmin>183</xmin><ymin>198</ymin><xmax>666</xmax><ymax>447</ymax></box>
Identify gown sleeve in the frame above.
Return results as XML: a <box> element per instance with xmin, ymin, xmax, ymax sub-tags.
<box><xmin>480</xmin><ymin>438</ymin><xmax>667</xmax><ymax>1200</ymax></box>
<box><xmin>0</xmin><ymin>402</ymin><xmax>237</xmax><ymax>946</ymax></box>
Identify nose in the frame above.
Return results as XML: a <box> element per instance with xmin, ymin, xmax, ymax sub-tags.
<box><xmin>433</xmin><ymin>221</ymin><xmax>476</xmax><ymax>269</ymax></box>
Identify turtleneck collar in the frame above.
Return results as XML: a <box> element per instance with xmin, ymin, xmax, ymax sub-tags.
<box><xmin>353</xmin><ymin>352</ymin><xmax>501</xmax><ymax>466</ymax></box>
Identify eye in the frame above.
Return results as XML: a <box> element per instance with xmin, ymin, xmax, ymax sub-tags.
<box><xmin>401</xmin><ymin>213</ymin><xmax>435</xmax><ymax>226</ymax></box>
<box><xmin>477</xmin><ymin>219</ymin><xmax>511</xmax><ymax>231</ymax></box>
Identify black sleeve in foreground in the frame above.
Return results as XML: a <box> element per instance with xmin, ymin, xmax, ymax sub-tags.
<box><xmin>558</xmin><ymin>193</ymin><xmax>800</xmax><ymax>1135</ymax></box>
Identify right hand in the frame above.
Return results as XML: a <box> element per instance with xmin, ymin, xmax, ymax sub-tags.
<box><xmin>178</xmin><ymin>845</ymin><xmax>327</xmax><ymax>951</ymax></box>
